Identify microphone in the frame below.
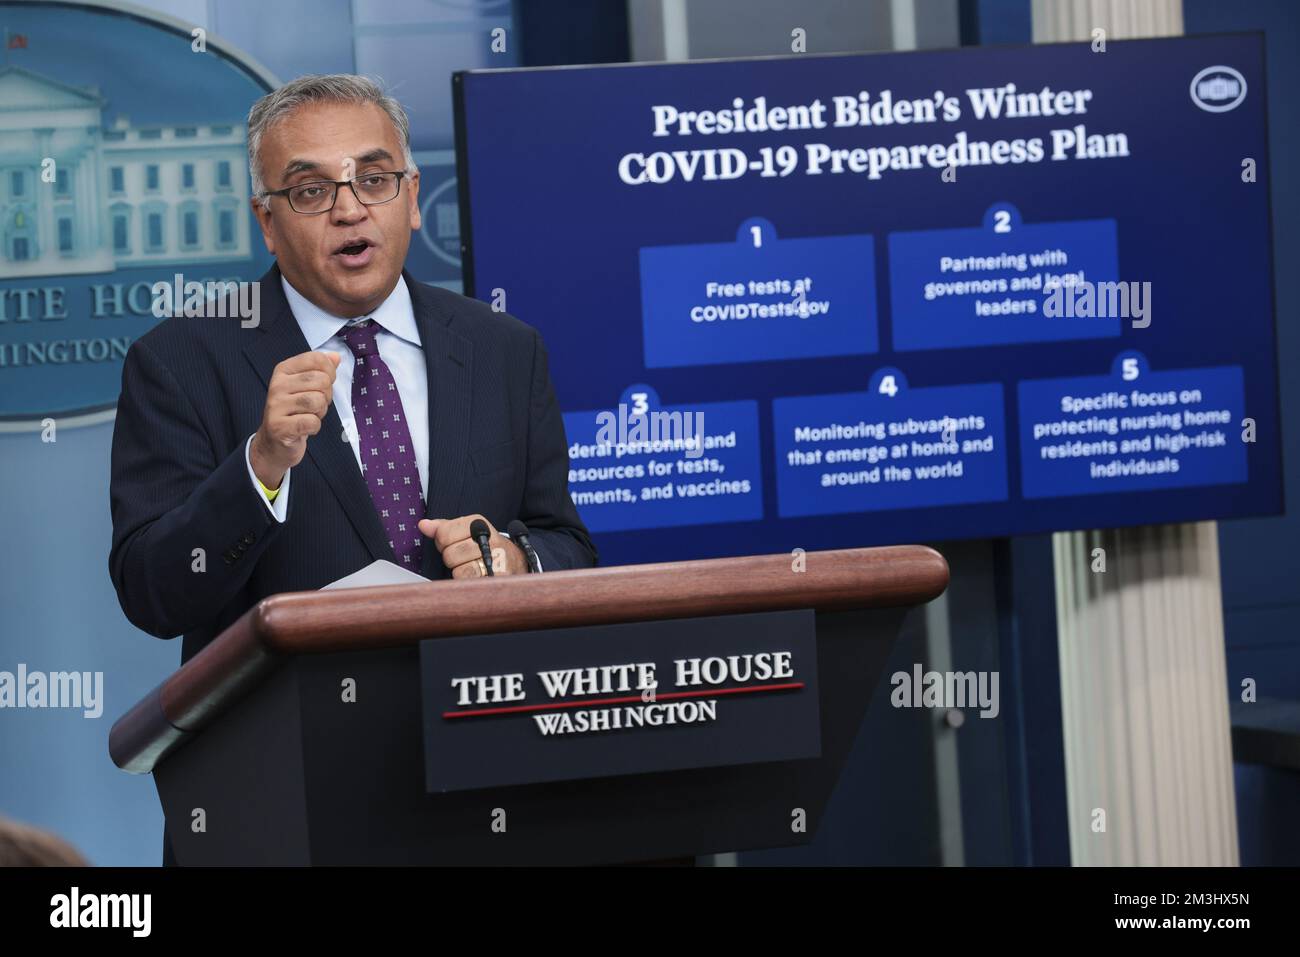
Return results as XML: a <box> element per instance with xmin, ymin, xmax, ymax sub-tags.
<box><xmin>469</xmin><ymin>518</ymin><xmax>495</xmax><ymax>576</ymax></box>
<box><xmin>507</xmin><ymin>520</ymin><xmax>543</xmax><ymax>574</ymax></box>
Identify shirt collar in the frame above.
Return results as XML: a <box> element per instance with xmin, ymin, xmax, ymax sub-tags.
<box><xmin>280</xmin><ymin>273</ymin><xmax>421</xmax><ymax>350</ymax></box>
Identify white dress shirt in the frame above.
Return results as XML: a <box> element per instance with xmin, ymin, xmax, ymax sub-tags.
<box><xmin>244</xmin><ymin>274</ymin><xmax>428</xmax><ymax>518</ymax></box>
<box><xmin>242</xmin><ymin>274</ymin><xmax>535</xmax><ymax>568</ymax></box>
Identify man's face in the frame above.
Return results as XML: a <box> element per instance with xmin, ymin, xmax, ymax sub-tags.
<box><xmin>251</xmin><ymin>101</ymin><xmax>420</xmax><ymax>318</ymax></box>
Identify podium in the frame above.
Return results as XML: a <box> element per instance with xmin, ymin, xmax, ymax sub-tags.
<box><xmin>110</xmin><ymin>546</ymin><xmax>948</xmax><ymax>865</ymax></box>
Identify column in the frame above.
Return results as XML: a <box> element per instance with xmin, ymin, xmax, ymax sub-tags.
<box><xmin>1033</xmin><ymin>0</ymin><xmax>1239</xmax><ymax>866</ymax></box>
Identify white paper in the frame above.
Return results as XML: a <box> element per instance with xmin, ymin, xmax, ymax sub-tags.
<box><xmin>321</xmin><ymin>559</ymin><xmax>429</xmax><ymax>590</ymax></box>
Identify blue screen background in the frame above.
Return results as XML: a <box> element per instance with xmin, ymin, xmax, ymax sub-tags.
<box><xmin>457</xmin><ymin>34</ymin><xmax>1282</xmax><ymax>567</ymax></box>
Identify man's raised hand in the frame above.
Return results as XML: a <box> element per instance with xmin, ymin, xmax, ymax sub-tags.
<box><xmin>250</xmin><ymin>350</ymin><xmax>341</xmax><ymax>489</ymax></box>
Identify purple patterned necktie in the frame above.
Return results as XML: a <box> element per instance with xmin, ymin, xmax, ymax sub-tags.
<box><xmin>338</xmin><ymin>319</ymin><xmax>425</xmax><ymax>570</ymax></box>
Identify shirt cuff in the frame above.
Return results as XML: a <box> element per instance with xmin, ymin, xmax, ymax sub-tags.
<box><xmin>500</xmin><ymin>531</ymin><xmax>543</xmax><ymax>572</ymax></box>
<box><xmin>245</xmin><ymin>434</ymin><xmax>290</xmax><ymax>523</ymax></box>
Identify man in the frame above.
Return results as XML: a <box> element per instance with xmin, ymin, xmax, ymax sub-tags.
<box><xmin>108</xmin><ymin>74</ymin><xmax>597</xmax><ymax>668</ymax></box>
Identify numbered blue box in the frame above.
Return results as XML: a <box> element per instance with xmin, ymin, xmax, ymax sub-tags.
<box><xmin>772</xmin><ymin>371</ymin><xmax>1009</xmax><ymax>518</ymax></box>
<box><xmin>1018</xmin><ymin>353</ymin><xmax>1247</xmax><ymax>498</ymax></box>
<box><xmin>563</xmin><ymin>394</ymin><xmax>763</xmax><ymax>532</ymax></box>
<box><xmin>640</xmin><ymin>217</ymin><xmax>878</xmax><ymax>368</ymax></box>
<box><xmin>889</xmin><ymin>203</ymin><xmax>1121</xmax><ymax>351</ymax></box>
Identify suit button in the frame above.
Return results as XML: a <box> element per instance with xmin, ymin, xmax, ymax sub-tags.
<box><xmin>224</xmin><ymin>549</ymin><xmax>239</xmax><ymax>562</ymax></box>
<box><xmin>241</xmin><ymin>533</ymin><xmax>255</xmax><ymax>545</ymax></box>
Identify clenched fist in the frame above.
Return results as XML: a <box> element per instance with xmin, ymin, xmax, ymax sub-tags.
<box><xmin>418</xmin><ymin>514</ymin><xmax>527</xmax><ymax>578</ymax></box>
<box><xmin>249</xmin><ymin>350</ymin><xmax>341</xmax><ymax>489</ymax></box>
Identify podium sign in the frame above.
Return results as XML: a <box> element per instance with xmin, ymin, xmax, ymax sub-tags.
<box><xmin>419</xmin><ymin>610</ymin><xmax>821</xmax><ymax>792</ymax></box>
<box><xmin>111</xmin><ymin>546</ymin><xmax>948</xmax><ymax>864</ymax></box>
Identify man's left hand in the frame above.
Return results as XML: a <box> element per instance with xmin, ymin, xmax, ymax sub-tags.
<box><xmin>418</xmin><ymin>515</ymin><xmax>527</xmax><ymax>578</ymax></box>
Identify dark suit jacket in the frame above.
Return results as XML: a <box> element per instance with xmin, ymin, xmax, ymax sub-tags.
<box><xmin>109</xmin><ymin>262</ymin><xmax>597</xmax><ymax>663</ymax></box>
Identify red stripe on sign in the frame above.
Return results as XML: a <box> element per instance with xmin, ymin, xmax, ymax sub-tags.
<box><xmin>442</xmin><ymin>681</ymin><xmax>805</xmax><ymax>719</ymax></box>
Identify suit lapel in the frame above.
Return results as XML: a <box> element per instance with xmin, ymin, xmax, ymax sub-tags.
<box><xmin>405</xmin><ymin>271</ymin><xmax>474</xmax><ymax>576</ymax></box>
<box><xmin>241</xmin><ymin>263</ymin><xmax>395</xmax><ymax>564</ymax></box>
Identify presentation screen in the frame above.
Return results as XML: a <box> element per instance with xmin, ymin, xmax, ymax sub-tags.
<box><xmin>454</xmin><ymin>33</ymin><xmax>1281</xmax><ymax>566</ymax></box>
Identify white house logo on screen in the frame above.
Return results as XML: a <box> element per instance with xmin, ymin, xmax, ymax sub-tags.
<box><xmin>1190</xmin><ymin>65</ymin><xmax>1247</xmax><ymax>113</ymax></box>
<box><xmin>0</xmin><ymin>4</ymin><xmax>275</xmax><ymax>432</ymax></box>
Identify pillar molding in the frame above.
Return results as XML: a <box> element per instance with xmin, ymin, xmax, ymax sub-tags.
<box><xmin>1035</xmin><ymin>0</ymin><xmax>1238</xmax><ymax>866</ymax></box>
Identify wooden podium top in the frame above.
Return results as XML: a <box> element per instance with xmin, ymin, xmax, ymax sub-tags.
<box><xmin>110</xmin><ymin>545</ymin><xmax>947</xmax><ymax>773</ymax></box>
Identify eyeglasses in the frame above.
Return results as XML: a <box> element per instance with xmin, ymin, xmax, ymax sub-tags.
<box><xmin>263</xmin><ymin>170</ymin><xmax>408</xmax><ymax>214</ymax></box>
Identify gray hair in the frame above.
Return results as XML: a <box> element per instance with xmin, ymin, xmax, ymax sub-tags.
<box><xmin>247</xmin><ymin>74</ymin><xmax>416</xmax><ymax>208</ymax></box>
